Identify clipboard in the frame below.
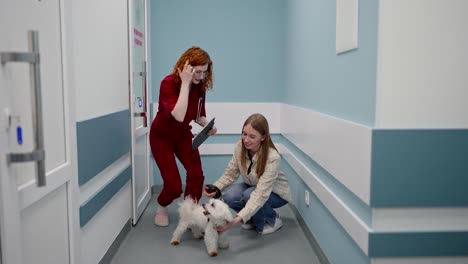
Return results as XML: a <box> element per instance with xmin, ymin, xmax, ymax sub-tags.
<box><xmin>192</xmin><ymin>118</ymin><xmax>215</xmax><ymax>151</ymax></box>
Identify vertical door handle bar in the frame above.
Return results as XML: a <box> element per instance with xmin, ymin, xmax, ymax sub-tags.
<box><xmin>142</xmin><ymin>61</ymin><xmax>147</xmax><ymax>127</ymax></box>
<box><xmin>0</xmin><ymin>30</ymin><xmax>46</xmax><ymax>187</ymax></box>
<box><xmin>133</xmin><ymin>61</ymin><xmax>147</xmax><ymax>127</ymax></box>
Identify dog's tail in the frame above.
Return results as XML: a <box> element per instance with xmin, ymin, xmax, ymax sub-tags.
<box><xmin>178</xmin><ymin>197</ymin><xmax>197</xmax><ymax>219</ymax></box>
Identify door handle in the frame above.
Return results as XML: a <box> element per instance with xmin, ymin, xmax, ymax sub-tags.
<box><xmin>142</xmin><ymin>61</ymin><xmax>148</xmax><ymax>127</ymax></box>
<box><xmin>133</xmin><ymin>112</ymin><xmax>147</xmax><ymax>127</ymax></box>
<box><xmin>1</xmin><ymin>31</ymin><xmax>46</xmax><ymax>187</ymax></box>
<box><xmin>133</xmin><ymin>61</ymin><xmax>148</xmax><ymax>127</ymax></box>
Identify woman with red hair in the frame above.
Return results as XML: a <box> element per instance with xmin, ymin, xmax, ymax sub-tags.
<box><xmin>150</xmin><ymin>47</ymin><xmax>217</xmax><ymax>226</ymax></box>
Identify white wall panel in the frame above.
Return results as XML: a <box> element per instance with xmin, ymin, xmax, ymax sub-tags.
<box><xmin>79</xmin><ymin>154</ymin><xmax>131</xmax><ymax>204</ymax></box>
<box><xmin>152</xmin><ymin>102</ymin><xmax>282</xmax><ymax>134</ymax></box>
<box><xmin>280</xmin><ymin>145</ymin><xmax>370</xmax><ymax>254</ymax></box>
<box><xmin>376</xmin><ymin>0</ymin><xmax>468</xmax><ymax>128</ymax></box>
<box><xmin>281</xmin><ymin>104</ymin><xmax>372</xmax><ymax>204</ymax></box>
<box><xmin>200</xmin><ymin>102</ymin><xmax>281</xmax><ymax>134</ymax></box>
<box><xmin>72</xmin><ymin>0</ymin><xmax>130</xmax><ymax>122</ymax></box>
<box><xmin>21</xmin><ymin>186</ymin><xmax>69</xmax><ymax>264</ymax></box>
<box><xmin>80</xmin><ymin>184</ymin><xmax>131</xmax><ymax>264</ymax></box>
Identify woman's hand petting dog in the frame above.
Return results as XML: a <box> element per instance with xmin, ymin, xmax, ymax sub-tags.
<box><xmin>215</xmin><ymin>215</ymin><xmax>242</xmax><ymax>232</ymax></box>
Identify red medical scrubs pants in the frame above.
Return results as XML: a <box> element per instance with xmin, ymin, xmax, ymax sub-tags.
<box><xmin>150</xmin><ymin>129</ymin><xmax>204</xmax><ymax>206</ymax></box>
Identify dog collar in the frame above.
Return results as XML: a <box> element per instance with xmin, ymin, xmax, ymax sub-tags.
<box><xmin>202</xmin><ymin>203</ymin><xmax>210</xmax><ymax>216</ymax></box>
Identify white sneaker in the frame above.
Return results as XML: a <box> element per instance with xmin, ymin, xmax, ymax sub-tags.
<box><xmin>260</xmin><ymin>215</ymin><xmax>282</xmax><ymax>235</ymax></box>
<box><xmin>241</xmin><ymin>222</ymin><xmax>255</xmax><ymax>230</ymax></box>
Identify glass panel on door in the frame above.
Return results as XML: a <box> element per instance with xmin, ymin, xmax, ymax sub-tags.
<box><xmin>132</xmin><ymin>0</ymin><xmax>146</xmax><ymax>128</ymax></box>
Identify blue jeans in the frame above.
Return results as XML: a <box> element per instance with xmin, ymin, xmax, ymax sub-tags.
<box><xmin>223</xmin><ymin>183</ymin><xmax>288</xmax><ymax>232</ymax></box>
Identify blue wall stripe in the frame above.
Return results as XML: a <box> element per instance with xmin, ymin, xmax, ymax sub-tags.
<box><xmin>80</xmin><ymin>166</ymin><xmax>132</xmax><ymax>227</ymax></box>
<box><xmin>76</xmin><ymin>110</ymin><xmax>131</xmax><ymax>186</ymax></box>
<box><xmin>369</xmin><ymin>231</ymin><xmax>468</xmax><ymax>257</ymax></box>
<box><xmin>371</xmin><ymin>129</ymin><xmax>468</xmax><ymax>207</ymax></box>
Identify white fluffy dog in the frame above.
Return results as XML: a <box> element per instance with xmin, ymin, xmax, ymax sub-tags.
<box><xmin>170</xmin><ymin>197</ymin><xmax>233</xmax><ymax>257</ymax></box>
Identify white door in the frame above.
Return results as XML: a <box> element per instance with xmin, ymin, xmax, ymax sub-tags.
<box><xmin>0</xmin><ymin>1</ymin><xmax>75</xmax><ymax>264</ymax></box>
<box><xmin>129</xmin><ymin>0</ymin><xmax>152</xmax><ymax>225</ymax></box>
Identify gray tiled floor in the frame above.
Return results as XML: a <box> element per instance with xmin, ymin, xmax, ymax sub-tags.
<box><xmin>110</xmin><ymin>196</ymin><xmax>322</xmax><ymax>264</ymax></box>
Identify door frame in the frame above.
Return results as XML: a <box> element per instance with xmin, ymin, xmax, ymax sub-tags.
<box><xmin>128</xmin><ymin>0</ymin><xmax>152</xmax><ymax>225</ymax></box>
<box><xmin>61</xmin><ymin>1</ymin><xmax>82</xmax><ymax>263</ymax></box>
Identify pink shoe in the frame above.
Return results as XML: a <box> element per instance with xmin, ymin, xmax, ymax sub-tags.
<box><xmin>154</xmin><ymin>206</ymin><xmax>168</xmax><ymax>227</ymax></box>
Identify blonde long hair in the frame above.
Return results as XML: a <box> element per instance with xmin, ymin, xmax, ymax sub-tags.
<box><xmin>240</xmin><ymin>113</ymin><xmax>277</xmax><ymax>177</ymax></box>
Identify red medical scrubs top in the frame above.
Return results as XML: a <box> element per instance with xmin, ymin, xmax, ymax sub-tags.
<box><xmin>151</xmin><ymin>74</ymin><xmax>206</xmax><ymax>139</ymax></box>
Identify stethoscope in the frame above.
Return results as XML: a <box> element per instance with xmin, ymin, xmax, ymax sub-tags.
<box><xmin>197</xmin><ymin>93</ymin><xmax>204</xmax><ymax>121</ymax></box>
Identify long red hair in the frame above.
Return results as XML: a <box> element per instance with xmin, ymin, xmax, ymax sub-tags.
<box><xmin>171</xmin><ymin>46</ymin><xmax>213</xmax><ymax>92</ymax></box>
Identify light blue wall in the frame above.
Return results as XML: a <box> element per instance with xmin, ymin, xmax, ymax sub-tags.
<box><xmin>285</xmin><ymin>0</ymin><xmax>378</xmax><ymax>126</ymax></box>
<box><xmin>150</xmin><ymin>0</ymin><xmax>286</xmax><ymax>103</ymax></box>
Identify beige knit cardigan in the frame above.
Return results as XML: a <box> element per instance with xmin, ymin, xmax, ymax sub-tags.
<box><xmin>213</xmin><ymin>140</ymin><xmax>292</xmax><ymax>223</ymax></box>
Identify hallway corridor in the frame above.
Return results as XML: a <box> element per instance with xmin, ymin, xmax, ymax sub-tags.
<box><xmin>110</xmin><ymin>195</ymin><xmax>323</xmax><ymax>264</ymax></box>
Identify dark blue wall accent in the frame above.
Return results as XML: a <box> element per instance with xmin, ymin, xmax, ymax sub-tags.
<box><xmin>370</xmin><ymin>129</ymin><xmax>468</xmax><ymax>207</ymax></box>
<box><xmin>76</xmin><ymin>110</ymin><xmax>131</xmax><ymax>186</ymax></box>
<box><xmin>369</xmin><ymin>231</ymin><xmax>468</xmax><ymax>257</ymax></box>
<box><xmin>80</xmin><ymin>166</ymin><xmax>132</xmax><ymax>227</ymax></box>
